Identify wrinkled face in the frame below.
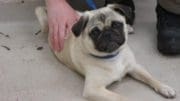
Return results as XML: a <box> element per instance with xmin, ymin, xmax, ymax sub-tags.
<box><xmin>72</xmin><ymin>5</ymin><xmax>130</xmax><ymax>55</ymax></box>
<box><xmin>88</xmin><ymin>12</ymin><xmax>127</xmax><ymax>53</ymax></box>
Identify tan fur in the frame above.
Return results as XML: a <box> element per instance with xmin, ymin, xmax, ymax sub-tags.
<box><xmin>35</xmin><ymin>6</ymin><xmax>176</xmax><ymax>101</ymax></box>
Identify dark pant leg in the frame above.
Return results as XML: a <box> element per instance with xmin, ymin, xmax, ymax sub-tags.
<box><xmin>66</xmin><ymin>0</ymin><xmax>90</xmax><ymax>11</ymax></box>
<box><xmin>105</xmin><ymin>0</ymin><xmax>135</xmax><ymax>25</ymax></box>
<box><xmin>158</xmin><ymin>0</ymin><xmax>180</xmax><ymax>14</ymax></box>
<box><xmin>67</xmin><ymin>0</ymin><xmax>105</xmax><ymax>11</ymax></box>
<box><xmin>105</xmin><ymin>0</ymin><xmax>135</xmax><ymax>11</ymax></box>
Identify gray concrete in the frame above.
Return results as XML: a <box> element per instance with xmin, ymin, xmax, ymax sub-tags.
<box><xmin>0</xmin><ymin>0</ymin><xmax>179</xmax><ymax>101</ymax></box>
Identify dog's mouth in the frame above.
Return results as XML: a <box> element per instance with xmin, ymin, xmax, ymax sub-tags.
<box><xmin>89</xmin><ymin>28</ymin><xmax>125</xmax><ymax>53</ymax></box>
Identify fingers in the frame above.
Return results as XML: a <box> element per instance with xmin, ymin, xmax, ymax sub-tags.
<box><xmin>58</xmin><ymin>25</ymin><xmax>65</xmax><ymax>50</ymax></box>
<box><xmin>48</xmin><ymin>22</ymin><xmax>55</xmax><ymax>49</ymax></box>
<box><xmin>49</xmin><ymin>20</ymin><xmax>78</xmax><ymax>51</ymax></box>
<box><xmin>65</xmin><ymin>24</ymin><xmax>70</xmax><ymax>39</ymax></box>
<box><xmin>53</xmin><ymin>21</ymin><xmax>60</xmax><ymax>51</ymax></box>
<box><xmin>48</xmin><ymin>20</ymin><xmax>61</xmax><ymax>51</ymax></box>
<box><xmin>46</xmin><ymin>2</ymin><xmax>80</xmax><ymax>52</ymax></box>
<box><xmin>65</xmin><ymin>16</ymin><xmax>79</xmax><ymax>38</ymax></box>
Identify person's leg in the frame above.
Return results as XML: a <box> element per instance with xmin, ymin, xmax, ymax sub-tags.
<box><xmin>156</xmin><ymin>0</ymin><xmax>180</xmax><ymax>55</ymax></box>
<box><xmin>158</xmin><ymin>0</ymin><xmax>180</xmax><ymax>14</ymax></box>
<box><xmin>105</xmin><ymin>0</ymin><xmax>135</xmax><ymax>25</ymax></box>
<box><xmin>105</xmin><ymin>0</ymin><xmax>135</xmax><ymax>11</ymax></box>
<box><xmin>67</xmin><ymin>0</ymin><xmax>105</xmax><ymax>11</ymax></box>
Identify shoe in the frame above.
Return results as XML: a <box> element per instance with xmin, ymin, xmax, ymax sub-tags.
<box><xmin>156</xmin><ymin>4</ymin><xmax>180</xmax><ymax>55</ymax></box>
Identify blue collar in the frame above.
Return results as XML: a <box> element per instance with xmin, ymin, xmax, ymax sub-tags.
<box><xmin>86</xmin><ymin>0</ymin><xmax>97</xmax><ymax>10</ymax></box>
<box><xmin>89</xmin><ymin>52</ymin><xmax>119</xmax><ymax>59</ymax></box>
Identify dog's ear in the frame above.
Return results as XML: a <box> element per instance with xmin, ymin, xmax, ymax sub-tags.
<box><xmin>72</xmin><ymin>15</ymin><xmax>89</xmax><ymax>37</ymax></box>
<box><xmin>109</xmin><ymin>4</ymin><xmax>134</xmax><ymax>25</ymax></box>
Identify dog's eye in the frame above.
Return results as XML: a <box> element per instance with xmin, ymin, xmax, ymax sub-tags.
<box><xmin>89</xmin><ymin>27</ymin><xmax>101</xmax><ymax>39</ymax></box>
<box><xmin>111</xmin><ymin>21</ymin><xmax>123</xmax><ymax>28</ymax></box>
<box><xmin>91</xmin><ymin>27</ymin><xmax>100</xmax><ymax>34</ymax></box>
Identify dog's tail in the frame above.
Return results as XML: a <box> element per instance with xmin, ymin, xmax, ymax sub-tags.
<box><xmin>35</xmin><ymin>6</ymin><xmax>48</xmax><ymax>33</ymax></box>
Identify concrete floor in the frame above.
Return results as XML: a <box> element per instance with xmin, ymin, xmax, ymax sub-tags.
<box><xmin>0</xmin><ymin>0</ymin><xmax>179</xmax><ymax>101</ymax></box>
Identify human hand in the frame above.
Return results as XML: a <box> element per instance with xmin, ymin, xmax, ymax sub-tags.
<box><xmin>46</xmin><ymin>0</ymin><xmax>79</xmax><ymax>51</ymax></box>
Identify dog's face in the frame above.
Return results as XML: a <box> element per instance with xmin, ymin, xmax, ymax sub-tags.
<box><xmin>72</xmin><ymin>4</ymin><xmax>133</xmax><ymax>56</ymax></box>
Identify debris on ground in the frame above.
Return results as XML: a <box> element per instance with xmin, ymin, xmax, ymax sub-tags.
<box><xmin>37</xmin><ymin>46</ymin><xmax>43</xmax><ymax>51</ymax></box>
<box><xmin>0</xmin><ymin>32</ymin><xmax>10</xmax><ymax>38</ymax></box>
<box><xmin>34</xmin><ymin>30</ymin><xmax>41</xmax><ymax>35</ymax></box>
<box><xmin>21</xmin><ymin>0</ymin><xmax>25</xmax><ymax>3</ymax></box>
<box><xmin>1</xmin><ymin>45</ymin><xmax>11</xmax><ymax>51</ymax></box>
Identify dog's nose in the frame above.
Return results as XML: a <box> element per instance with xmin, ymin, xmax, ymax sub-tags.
<box><xmin>95</xmin><ymin>30</ymin><xmax>125</xmax><ymax>53</ymax></box>
<box><xmin>103</xmin><ymin>29</ymin><xmax>125</xmax><ymax>45</ymax></box>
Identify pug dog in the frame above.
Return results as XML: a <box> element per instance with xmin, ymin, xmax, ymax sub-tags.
<box><xmin>35</xmin><ymin>4</ymin><xmax>176</xmax><ymax>101</ymax></box>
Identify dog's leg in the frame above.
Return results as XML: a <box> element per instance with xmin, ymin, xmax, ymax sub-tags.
<box><xmin>128</xmin><ymin>64</ymin><xmax>176</xmax><ymax>98</ymax></box>
<box><xmin>35</xmin><ymin>7</ymin><xmax>48</xmax><ymax>33</ymax></box>
<box><xmin>83</xmin><ymin>75</ymin><xmax>127</xmax><ymax>101</ymax></box>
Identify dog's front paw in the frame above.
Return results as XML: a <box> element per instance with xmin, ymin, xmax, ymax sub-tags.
<box><xmin>157</xmin><ymin>84</ymin><xmax>176</xmax><ymax>99</ymax></box>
